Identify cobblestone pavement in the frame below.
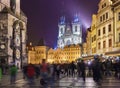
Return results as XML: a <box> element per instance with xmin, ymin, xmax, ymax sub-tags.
<box><xmin>0</xmin><ymin>75</ymin><xmax>120</xmax><ymax>88</ymax></box>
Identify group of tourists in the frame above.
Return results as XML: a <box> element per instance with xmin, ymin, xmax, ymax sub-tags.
<box><xmin>0</xmin><ymin>55</ymin><xmax>120</xmax><ymax>87</ymax></box>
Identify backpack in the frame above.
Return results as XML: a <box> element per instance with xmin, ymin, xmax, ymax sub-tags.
<box><xmin>27</xmin><ymin>66</ymin><xmax>35</xmax><ymax>77</ymax></box>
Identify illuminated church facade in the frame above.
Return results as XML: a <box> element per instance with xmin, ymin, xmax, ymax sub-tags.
<box><xmin>57</xmin><ymin>14</ymin><xmax>82</xmax><ymax>48</ymax></box>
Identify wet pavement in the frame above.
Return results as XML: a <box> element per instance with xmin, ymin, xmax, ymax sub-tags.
<box><xmin>1</xmin><ymin>75</ymin><xmax>120</xmax><ymax>88</ymax></box>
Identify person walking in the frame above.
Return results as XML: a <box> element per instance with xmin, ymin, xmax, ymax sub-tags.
<box><xmin>26</xmin><ymin>63</ymin><xmax>35</xmax><ymax>85</ymax></box>
<box><xmin>40</xmin><ymin>59</ymin><xmax>49</xmax><ymax>88</ymax></box>
<box><xmin>10</xmin><ymin>64</ymin><xmax>18</xmax><ymax>84</ymax></box>
<box><xmin>80</xmin><ymin>60</ymin><xmax>86</xmax><ymax>81</ymax></box>
<box><xmin>48</xmin><ymin>64</ymin><xmax>55</xmax><ymax>88</ymax></box>
<box><xmin>92</xmin><ymin>55</ymin><xmax>102</xmax><ymax>85</ymax></box>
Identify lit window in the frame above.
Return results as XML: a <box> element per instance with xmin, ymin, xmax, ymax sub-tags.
<box><xmin>119</xmin><ymin>33</ymin><xmax>120</xmax><ymax>42</ymax></box>
<box><xmin>108</xmin><ymin>24</ymin><xmax>111</xmax><ymax>32</ymax></box>
<box><xmin>103</xmin><ymin>14</ymin><xmax>105</xmax><ymax>21</ymax></box>
<box><xmin>61</xmin><ymin>28</ymin><xmax>63</xmax><ymax>34</ymax></box>
<box><xmin>109</xmin><ymin>39</ymin><xmax>112</xmax><ymax>47</ymax></box>
<box><xmin>103</xmin><ymin>41</ymin><xmax>106</xmax><ymax>48</ymax></box>
<box><xmin>100</xmin><ymin>16</ymin><xmax>102</xmax><ymax>22</ymax></box>
<box><xmin>75</xmin><ymin>26</ymin><xmax>77</xmax><ymax>32</ymax></box>
<box><xmin>98</xmin><ymin>29</ymin><xmax>100</xmax><ymax>36</ymax></box>
<box><xmin>106</xmin><ymin>12</ymin><xmax>108</xmax><ymax>19</ymax></box>
<box><xmin>98</xmin><ymin>42</ymin><xmax>101</xmax><ymax>49</ymax></box>
<box><xmin>103</xmin><ymin>27</ymin><xmax>105</xmax><ymax>34</ymax></box>
<box><xmin>94</xmin><ymin>35</ymin><xmax>96</xmax><ymax>41</ymax></box>
<box><xmin>118</xmin><ymin>12</ymin><xmax>120</xmax><ymax>21</ymax></box>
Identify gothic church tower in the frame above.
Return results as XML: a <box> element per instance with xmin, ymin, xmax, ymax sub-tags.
<box><xmin>57</xmin><ymin>14</ymin><xmax>82</xmax><ymax>48</ymax></box>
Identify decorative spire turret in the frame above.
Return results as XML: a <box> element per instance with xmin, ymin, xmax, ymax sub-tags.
<box><xmin>73</xmin><ymin>13</ymin><xmax>79</xmax><ymax>23</ymax></box>
<box><xmin>59</xmin><ymin>16</ymin><xmax>65</xmax><ymax>25</ymax></box>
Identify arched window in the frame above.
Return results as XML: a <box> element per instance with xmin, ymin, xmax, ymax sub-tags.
<box><xmin>61</xmin><ymin>28</ymin><xmax>63</xmax><ymax>34</ymax></box>
<box><xmin>75</xmin><ymin>26</ymin><xmax>77</xmax><ymax>32</ymax></box>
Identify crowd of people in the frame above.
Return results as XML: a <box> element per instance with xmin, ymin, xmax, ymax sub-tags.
<box><xmin>0</xmin><ymin>55</ymin><xmax>120</xmax><ymax>87</ymax></box>
<box><xmin>22</xmin><ymin>56</ymin><xmax>120</xmax><ymax>87</ymax></box>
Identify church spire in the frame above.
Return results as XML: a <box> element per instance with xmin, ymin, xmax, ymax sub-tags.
<box><xmin>59</xmin><ymin>16</ymin><xmax>65</xmax><ymax>25</ymax></box>
<box><xmin>73</xmin><ymin>13</ymin><xmax>79</xmax><ymax>23</ymax></box>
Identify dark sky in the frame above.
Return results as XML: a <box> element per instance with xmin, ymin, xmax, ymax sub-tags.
<box><xmin>21</xmin><ymin>0</ymin><xmax>100</xmax><ymax>48</ymax></box>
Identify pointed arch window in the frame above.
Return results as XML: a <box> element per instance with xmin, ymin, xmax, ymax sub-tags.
<box><xmin>61</xmin><ymin>28</ymin><xmax>63</xmax><ymax>34</ymax></box>
<box><xmin>75</xmin><ymin>26</ymin><xmax>77</xmax><ymax>32</ymax></box>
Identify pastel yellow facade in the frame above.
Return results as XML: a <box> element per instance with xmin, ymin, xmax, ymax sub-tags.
<box><xmin>96</xmin><ymin>0</ymin><xmax>113</xmax><ymax>55</ymax></box>
<box><xmin>91</xmin><ymin>15</ymin><xmax>97</xmax><ymax>55</ymax></box>
<box><xmin>27</xmin><ymin>44</ymin><xmax>49</xmax><ymax>64</ymax></box>
<box><xmin>47</xmin><ymin>44</ymin><xmax>82</xmax><ymax>63</ymax></box>
<box><xmin>63</xmin><ymin>44</ymin><xmax>81</xmax><ymax>63</ymax></box>
<box><xmin>28</xmin><ymin>50</ymin><xmax>36</xmax><ymax>64</ymax></box>
<box><xmin>86</xmin><ymin>0</ymin><xmax>120</xmax><ymax>57</ymax></box>
<box><xmin>34</xmin><ymin>46</ymin><xmax>49</xmax><ymax>64</ymax></box>
<box><xmin>113</xmin><ymin>0</ymin><xmax>120</xmax><ymax>50</ymax></box>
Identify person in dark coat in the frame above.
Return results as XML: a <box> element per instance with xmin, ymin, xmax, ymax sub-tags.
<box><xmin>80</xmin><ymin>60</ymin><xmax>86</xmax><ymax>81</ymax></box>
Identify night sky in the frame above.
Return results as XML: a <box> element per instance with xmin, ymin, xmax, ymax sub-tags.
<box><xmin>21</xmin><ymin>0</ymin><xmax>100</xmax><ymax>48</ymax></box>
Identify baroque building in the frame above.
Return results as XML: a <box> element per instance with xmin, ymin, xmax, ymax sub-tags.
<box><xmin>27</xmin><ymin>42</ymin><xmax>49</xmax><ymax>64</ymax></box>
<box><xmin>96</xmin><ymin>0</ymin><xmax>113</xmax><ymax>55</ymax></box>
<box><xmin>86</xmin><ymin>0</ymin><xmax>120</xmax><ymax>57</ymax></box>
<box><xmin>48</xmin><ymin>44</ymin><xmax>82</xmax><ymax>63</ymax></box>
<box><xmin>57</xmin><ymin>14</ymin><xmax>82</xmax><ymax>48</ymax></box>
<box><xmin>0</xmin><ymin>0</ymin><xmax>27</xmax><ymax>68</ymax></box>
<box><xmin>28</xmin><ymin>43</ymin><xmax>82</xmax><ymax>64</ymax></box>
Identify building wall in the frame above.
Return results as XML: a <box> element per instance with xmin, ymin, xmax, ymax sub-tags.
<box><xmin>113</xmin><ymin>1</ymin><xmax>120</xmax><ymax>50</ymax></box>
<box><xmin>28</xmin><ymin>44</ymin><xmax>82</xmax><ymax>64</ymax></box>
<box><xmin>86</xmin><ymin>0</ymin><xmax>120</xmax><ymax>57</ymax></box>
<box><xmin>28</xmin><ymin>45</ymin><xmax>49</xmax><ymax>64</ymax></box>
<box><xmin>0</xmin><ymin>0</ymin><xmax>27</xmax><ymax>68</ymax></box>
<box><xmin>0</xmin><ymin>0</ymin><xmax>10</xmax><ymax>7</ymax></box>
<box><xmin>91</xmin><ymin>15</ymin><xmax>97</xmax><ymax>55</ymax></box>
<box><xmin>96</xmin><ymin>0</ymin><xmax>113</xmax><ymax>55</ymax></box>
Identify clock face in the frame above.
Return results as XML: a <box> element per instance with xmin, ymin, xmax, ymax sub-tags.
<box><xmin>15</xmin><ymin>35</ymin><xmax>20</xmax><ymax>46</ymax></box>
<box><xmin>0</xmin><ymin>44</ymin><xmax>5</xmax><ymax>49</ymax></box>
<box><xmin>16</xmin><ymin>49</ymin><xmax>20</xmax><ymax>59</ymax></box>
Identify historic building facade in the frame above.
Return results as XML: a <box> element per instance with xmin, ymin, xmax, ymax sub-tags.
<box><xmin>91</xmin><ymin>15</ymin><xmax>97</xmax><ymax>55</ymax></box>
<box><xmin>47</xmin><ymin>44</ymin><xmax>82</xmax><ymax>63</ymax></box>
<box><xmin>27</xmin><ymin>43</ymin><xmax>49</xmax><ymax>64</ymax></box>
<box><xmin>0</xmin><ymin>0</ymin><xmax>27</xmax><ymax>68</ymax></box>
<box><xmin>86</xmin><ymin>0</ymin><xmax>120</xmax><ymax>57</ymax></box>
<box><xmin>57</xmin><ymin>14</ymin><xmax>82</xmax><ymax>48</ymax></box>
<box><xmin>96</xmin><ymin>0</ymin><xmax>113</xmax><ymax>55</ymax></box>
<box><xmin>28</xmin><ymin>44</ymin><xmax>82</xmax><ymax>64</ymax></box>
